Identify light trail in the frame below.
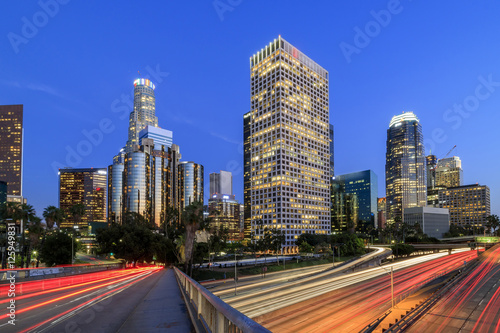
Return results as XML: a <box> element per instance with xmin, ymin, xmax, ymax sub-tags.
<box><xmin>249</xmin><ymin>250</ymin><xmax>476</xmax><ymax>332</ymax></box>
<box><xmin>0</xmin><ymin>267</ymin><xmax>161</xmax><ymax>320</ymax></box>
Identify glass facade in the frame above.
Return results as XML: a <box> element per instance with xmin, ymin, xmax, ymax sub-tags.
<box><xmin>126</xmin><ymin>79</ymin><xmax>158</xmax><ymax>153</ymax></box>
<box><xmin>209</xmin><ymin>170</ymin><xmax>232</xmax><ymax>196</ymax></box>
<box><xmin>435</xmin><ymin>156</ymin><xmax>463</xmax><ymax>188</ymax></box>
<box><xmin>108</xmin><ymin>149</ymin><xmax>125</xmax><ymax>224</ymax></box>
<box><xmin>208</xmin><ymin>193</ymin><xmax>242</xmax><ymax>241</ymax></box>
<box><xmin>385</xmin><ymin>112</ymin><xmax>427</xmax><ymax>223</ymax></box>
<box><xmin>0</xmin><ymin>105</ymin><xmax>23</xmax><ymax>196</ymax></box>
<box><xmin>249</xmin><ymin>36</ymin><xmax>331</xmax><ymax>253</ymax></box>
<box><xmin>331</xmin><ymin>181</ymin><xmax>358</xmax><ymax>232</ymax></box>
<box><xmin>59</xmin><ymin>168</ymin><xmax>107</xmax><ymax>228</ymax></box>
<box><xmin>178</xmin><ymin>162</ymin><xmax>204</xmax><ymax>211</ymax></box>
<box><xmin>332</xmin><ymin>170</ymin><xmax>378</xmax><ymax>230</ymax></box>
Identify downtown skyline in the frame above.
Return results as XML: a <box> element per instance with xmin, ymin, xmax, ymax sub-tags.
<box><xmin>1</xmin><ymin>1</ymin><xmax>499</xmax><ymax>218</ymax></box>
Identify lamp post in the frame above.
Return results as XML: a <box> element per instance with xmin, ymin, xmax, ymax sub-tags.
<box><xmin>379</xmin><ymin>264</ymin><xmax>395</xmax><ymax>308</ymax></box>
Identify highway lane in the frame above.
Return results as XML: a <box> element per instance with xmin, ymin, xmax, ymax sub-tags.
<box><xmin>407</xmin><ymin>246</ymin><xmax>500</xmax><ymax>333</ymax></box>
<box><xmin>212</xmin><ymin>246</ymin><xmax>389</xmax><ymax>299</ymax></box>
<box><xmin>0</xmin><ymin>267</ymin><xmax>162</xmax><ymax>332</ymax></box>
<box><xmin>220</xmin><ymin>250</ymin><xmax>476</xmax><ymax>332</ymax></box>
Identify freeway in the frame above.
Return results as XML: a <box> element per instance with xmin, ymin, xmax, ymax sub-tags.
<box><xmin>215</xmin><ymin>249</ymin><xmax>476</xmax><ymax>332</ymax></box>
<box><xmin>406</xmin><ymin>245</ymin><xmax>500</xmax><ymax>333</ymax></box>
<box><xmin>0</xmin><ymin>266</ymin><xmax>164</xmax><ymax>332</ymax></box>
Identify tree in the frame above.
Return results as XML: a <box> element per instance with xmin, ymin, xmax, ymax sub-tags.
<box><xmin>182</xmin><ymin>201</ymin><xmax>204</xmax><ymax>276</ymax></box>
<box><xmin>96</xmin><ymin>223</ymin><xmax>159</xmax><ymax>265</ymax></box>
<box><xmin>161</xmin><ymin>206</ymin><xmax>179</xmax><ymax>239</ymax></box>
<box><xmin>43</xmin><ymin>206</ymin><xmax>65</xmax><ymax>229</ymax></box>
<box><xmin>39</xmin><ymin>231</ymin><xmax>77</xmax><ymax>266</ymax></box>
<box><xmin>69</xmin><ymin>203</ymin><xmax>86</xmax><ymax>227</ymax></box>
<box><xmin>299</xmin><ymin>241</ymin><xmax>314</xmax><ymax>254</ymax></box>
<box><xmin>330</xmin><ymin>233</ymin><xmax>365</xmax><ymax>256</ymax></box>
<box><xmin>271</xmin><ymin>228</ymin><xmax>286</xmax><ymax>262</ymax></box>
<box><xmin>122</xmin><ymin>211</ymin><xmax>150</xmax><ymax>228</ymax></box>
<box><xmin>486</xmin><ymin>215</ymin><xmax>500</xmax><ymax>236</ymax></box>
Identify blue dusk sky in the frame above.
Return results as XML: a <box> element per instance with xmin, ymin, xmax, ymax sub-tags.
<box><xmin>1</xmin><ymin>1</ymin><xmax>499</xmax><ymax>217</ymax></box>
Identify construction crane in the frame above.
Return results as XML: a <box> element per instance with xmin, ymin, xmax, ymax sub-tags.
<box><xmin>441</xmin><ymin>145</ymin><xmax>457</xmax><ymax>160</ymax></box>
<box><xmin>430</xmin><ymin>145</ymin><xmax>457</xmax><ymax>171</ymax></box>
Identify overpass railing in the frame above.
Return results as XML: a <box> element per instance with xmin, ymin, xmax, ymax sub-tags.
<box><xmin>174</xmin><ymin>267</ymin><xmax>271</xmax><ymax>333</ymax></box>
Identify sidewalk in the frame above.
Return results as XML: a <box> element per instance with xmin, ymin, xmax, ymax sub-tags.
<box><xmin>118</xmin><ymin>268</ymin><xmax>194</xmax><ymax>333</ymax></box>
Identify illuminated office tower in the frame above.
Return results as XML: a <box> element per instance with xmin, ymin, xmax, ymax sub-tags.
<box><xmin>243</xmin><ymin>111</ymin><xmax>252</xmax><ymax>240</ymax></box>
<box><xmin>0</xmin><ymin>105</ymin><xmax>23</xmax><ymax>198</ymax></box>
<box><xmin>435</xmin><ymin>156</ymin><xmax>463</xmax><ymax>188</ymax></box>
<box><xmin>426</xmin><ymin>155</ymin><xmax>437</xmax><ymax>188</ymax></box>
<box><xmin>208</xmin><ymin>193</ymin><xmax>242</xmax><ymax>241</ymax></box>
<box><xmin>385</xmin><ymin>112</ymin><xmax>427</xmax><ymax>223</ymax></box>
<box><xmin>438</xmin><ymin>184</ymin><xmax>490</xmax><ymax>227</ymax></box>
<box><xmin>329</xmin><ymin>124</ymin><xmax>334</xmax><ymax>178</ymax></box>
<box><xmin>107</xmin><ymin>148</ymin><xmax>125</xmax><ymax>224</ymax></box>
<box><xmin>209</xmin><ymin>170</ymin><xmax>232</xmax><ymax>196</ymax></box>
<box><xmin>377</xmin><ymin>197</ymin><xmax>386</xmax><ymax>229</ymax></box>
<box><xmin>122</xmin><ymin>126</ymin><xmax>175</xmax><ymax>227</ymax></box>
<box><xmin>249</xmin><ymin>37</ymin><xmax>331</xmax><ymax>253</ymax></box>
<box><xmin>59</xmin><ymin>168</ymin><xmax>107</xmax><ymax>228</ymax></box>
<box><xmin>178</xmin><ymin>161</ymin><xmax>204</xmax><ymax>211</ymax></box>
<box><xmin>125</xmin><ymin>78</ymin><xmax>158</xmax><ymax>153</ymax></box>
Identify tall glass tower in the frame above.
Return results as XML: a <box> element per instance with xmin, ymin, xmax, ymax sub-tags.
<box><xmin>126</xmin><ymin>78</ymin><xmax>158</xmax><ymax>152</ymax></box>
<box><xmin>385</xmin><ymin>112</ymin><xmax>427</xmax><ymax>223</ymax></box>
<box><xmin>248</xmin><ymin>36</ymin><xmax>330</xmax><ymax>253</ymax></box>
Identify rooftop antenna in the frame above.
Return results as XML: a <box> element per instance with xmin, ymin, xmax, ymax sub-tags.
<box><xmin>138</xmin><ymin>70</ymin><xmax>141</xmax><ymax>77</ymax></box>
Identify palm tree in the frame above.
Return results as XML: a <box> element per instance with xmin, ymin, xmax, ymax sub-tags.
<box><xmin>43</xmin><ymin>206</ymin><xmax>65</xmax><ymax>229</ymax></box>
<box><xmin>182</xmin><ymin>201</ymin><xmax>204</xmax><ymax>276</ymax></box>
<box><xmin>161</xmin><ymin>206</ymin><xmax>179</xmax><ymax>239</ymax></box>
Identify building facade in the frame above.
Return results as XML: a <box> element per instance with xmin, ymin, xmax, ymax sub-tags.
<box><xmin>208</xmin><ymin>194</ymin><xmax>242</xmax><ymax>241</ymax></box>
<box><xmin>248</xmin><ymin>37</ymin><xmax>331</xmax><ymax>253</ymax></box>
<box><xmin>178</xmin><ymin>161</ymin><xmax>204</xmax><ymax>211</ymax></box>
<box><xmin>438</xmin><ymin>184</ymin><xmax>490</xmax><ymax>227</ymax></box>
<box><xmin>331</xmin><ymin>181</ymin><xmax>358</xmax><ymax>232</ymax></box>
<box><xmin>243</xmin><ymin>111</ymin><xmax>252</xmax><ymax>240</ymax></box>
<box><xmin>435</xmin><ymin>156</ymin><xmax>463</xmax><ymax>188</ymax></box>
<box><xmin>209</xmin><ymin>170</ymin><xmax>233</xmax><ymax>196</ymax></box>
<box><xmin>329</xmin><ymin>124</ymin><xmax>334</xmax><ymax>178</ymax></box>
<box><xmin>385</xmin><ymin>112</ymin><xmax>427</xmax><ymax>223</ymax></box>
<box><xmin>0</xmin><ymin>104</ymin><xmax>23</xmax><ymax>198</ymax></box>
<box><xmin>404</xmin><ymin>207</ymin><xmax>450</xmax><ymax>239</ymax></box>
<box><xmin>125</xmin><ymin>78</ymin><xmax>158</xmax><ymax>153</ymax></box>
<box><xmin>107</xmin><ymin>149</ymin><xmax>125</xmax><ymax>224</ymax></box>
<box><xmin>332</xmin><ymin>170</ymin><xmax>378</xmax><ymax>230</ymax></box>
<box><xmin>377</xmin><ymin>197</ymin><xmax>386</xmax><ymax>229</ymax></box>
<box><xmin>59</xmin><ymin>168</ymin><xmax>107</xmax><ymax>228</ymax></box>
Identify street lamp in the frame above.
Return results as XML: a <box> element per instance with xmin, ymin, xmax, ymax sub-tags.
<box><xmin>379</xmin><ymin>264</ymin><xmax>395</xmax><ymax>308</ymax></box>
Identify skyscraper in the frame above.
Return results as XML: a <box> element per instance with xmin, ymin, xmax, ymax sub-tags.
<box><xmin>329</xmin><ymin>124</ymin><xmax>334</xmax><ymax>178</ymax></box>
<box><xmin>107</xmin><ymin>149</ymin><xmax>125</xmax><ymax>224</ymax></box>
<box><xmin>435</xmin><ymin>156</ymin><xmax>463</xmax><ymax>188</ymax></box>
<box><xmin>439</xmin><ymin>184</ymin><xmax>490</xmax><ymax>227</ymax></box>
<box><xmin>178</xmin><ymin>161</ymin><xmax>204</xmax><ymax>211</ymax></box>
<box><xmin>331</xmin><ymin>170</ymin><xmax>378</xmax><ymax>230</ymax></box>
<box><xmin>386</xmin><ymin>112</ymin><xmax>427</xmax><ymax>223</ymax></box>
<box><xmin>331</xmin><ymin>181</ymin><xmax>358</xmax><ymax>233</ymax></box>
<box><xmin>0</xmin><ymin>104</ymin><xmax>23</xmax><ymax>197</ymax></box>
<box><xmin>125</xmin><ymin>78</ymin><xmax>158</xmax><ymax>153</ymax></box>
<box><xmin>208</xmin><ymin>193</ymin><xmax>242</xmax><ymax>241</ymax></box>
<box><xmin>248</xmin><ymin>37</ymin><xmax>331</xmax><ymax>253</ymax></box>
<box><xmin>209</xmin><ymin>170</ymin><xmax>233</xmax><ymax>196</ymax></box>
<box><xmin>59</xmin><ymin>168</ymin><xmax>107</xmax><ymax>228</ymax></box>
<box><xmin>243</xmin><ymin>111</ymin><xmax>252</xmax><ymax>240</ymax></box>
